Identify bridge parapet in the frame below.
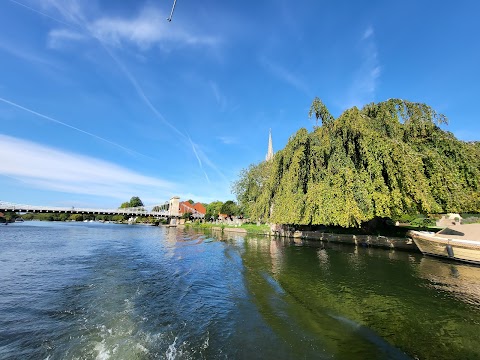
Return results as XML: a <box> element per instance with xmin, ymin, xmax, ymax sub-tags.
<box><xmin>0</xmin><ymin>201</ymin><xmax>170</xmax><ymax>217</ymax></box>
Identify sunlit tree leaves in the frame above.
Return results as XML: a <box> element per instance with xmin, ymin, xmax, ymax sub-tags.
<box><xmin>234</xmin><ymin>98</ymin><xmax>480</xmax><ymax>227</ymax></box>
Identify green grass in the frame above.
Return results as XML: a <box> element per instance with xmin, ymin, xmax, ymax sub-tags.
<box><xmin>187</xmin><ymin>221</ymin><xmax>270</xmax><ymax>233</ymax></box>
<box><xmin>239</xmin><ymin>223</ymin><xmax>270</xmax><ymax>232</ymax></box>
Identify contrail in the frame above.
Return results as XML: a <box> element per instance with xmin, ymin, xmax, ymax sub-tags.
<box><xmin>0</xmin><ymin>97</ymin><xmax>155</xmax><ymax>160</ymax></box>
<box><xmin>99</xmin><ymin>45</ymin><xmax>187</xmax><ymax>141</ymax></box>
<box><xmin>195</xmin><ymin>146</ymin><xmax>228</xmax><ymax>182</ymax></box>
<box><xmin>8</xmin><ymin>0</ymin><xmax>74</xmax><ymax>27</ymax></box>
<box><xmin>8</xmin><ymin>0</ymin><xmax>223</xmax><ymax>181</ymax></box>
<box><xmin>188</xmin><ymin>135</ymin><xmax>210</xmax><ymax>183</ymax></box>
<box><xmin>22</xmin><ymin>0</ymin><xmax>187</xmax><ymax>142</ymax></box>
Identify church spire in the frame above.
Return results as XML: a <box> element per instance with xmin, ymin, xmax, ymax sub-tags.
<box><xmin>266</xmin><ymin>129</ymin><xmax>274</xmax><ymax>161</ymax></box>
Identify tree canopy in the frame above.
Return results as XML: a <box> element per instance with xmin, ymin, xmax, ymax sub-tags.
<box><xmin>220</xmin><ymin>200</ymin><xmax>240</xmax><ymax>216</ymax></box>
<box><xmin>119</xmin><ymin>196</ymin><xmax>144</xmax><ymax>209</ymax></box>
<box><xmin>205</xmin><ymin>201</ymin><xmax>223</xmax><ymax>220</ymax></box>
<box><xmin>233</xmin><ymin>99</ymin><xmax>480</xmax><ymax>227</ymax></box>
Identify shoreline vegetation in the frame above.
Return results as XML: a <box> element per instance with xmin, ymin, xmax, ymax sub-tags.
<box><xmin>6</xmin><ymin>213</ymin><xmax>480</xmax><ymax>253</ymax></box>
<box><xmin>233</xmin><ymin>98</ymin><xmax>480</xmax><ymax>228</ymax></box>
<box><xmin>4</xmin><ymin>97</ymin><xmax>480</xmax><ymax>253</ymax></box>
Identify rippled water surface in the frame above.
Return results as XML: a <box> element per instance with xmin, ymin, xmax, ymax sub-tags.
<box><xmin>1</xmin><ymin>222</ymin><xmax>480</xmax><ymax>359</ymax></box>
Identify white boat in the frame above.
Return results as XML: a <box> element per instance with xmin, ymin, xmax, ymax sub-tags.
<box><xmin>408</xmin><ymin>224</ymin><xmax>480</xmax><ymax>264</ymax></box>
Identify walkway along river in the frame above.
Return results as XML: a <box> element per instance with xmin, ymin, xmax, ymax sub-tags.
<box><xmin>1</xmin><ymin>221</ymin><xmax>480</xmax><ymax>359</ymax></box>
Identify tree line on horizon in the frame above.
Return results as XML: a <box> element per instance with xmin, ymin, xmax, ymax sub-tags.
<box><xmin>233</xmin><ymin>98</ymin><xmax>480</xmax><ymax>228</ymax></box>
<box><xmin>127</xmin><ymin>196</ymin><xmax>242</xmax><ymax>221</ymax></box>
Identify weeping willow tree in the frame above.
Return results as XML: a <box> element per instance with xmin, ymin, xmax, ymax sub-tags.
<box><xmin>233</xmin><ymin>98</ymin><xmax>480</xmax><ymax>227</ymax></box>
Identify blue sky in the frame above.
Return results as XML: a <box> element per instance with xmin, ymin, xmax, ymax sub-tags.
<box><xmin>1</xmin><ymin>0</ymin><xmax>479</xmax><ymax>209</ymax></box>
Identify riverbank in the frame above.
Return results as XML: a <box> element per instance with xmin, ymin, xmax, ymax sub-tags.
<box><xmin>183</xmin><ymin>222</ymin><xmax>418</xmax><ymax>251</ymax></box>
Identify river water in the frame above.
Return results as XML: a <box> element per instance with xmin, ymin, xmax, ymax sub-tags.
<box><xmin>1</xmin><ymin>222</ymin><xmax>480</xmax><ymax>359</ymax></box>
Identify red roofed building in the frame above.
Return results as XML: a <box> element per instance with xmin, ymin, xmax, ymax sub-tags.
<box><xmin>178</xmin><ymin>201</ymin><xmax>206</xmax><ymax>218</ymax></box>
<box><xmin>192</xmin><ymin>203</ymin><xmax>206</xmax><ymax>215</ymax></box>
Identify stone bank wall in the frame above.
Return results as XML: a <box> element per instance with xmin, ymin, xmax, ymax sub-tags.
<box><xmin>271</xmin><ymin>225</ymin><xmax>418</xmax><ymax>251</ymax></box>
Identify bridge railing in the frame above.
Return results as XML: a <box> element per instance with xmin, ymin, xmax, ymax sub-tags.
<box><xmin>0</xmin><ymin>201</ymin><xmax>170</xmax><ymax>217</ymax></box>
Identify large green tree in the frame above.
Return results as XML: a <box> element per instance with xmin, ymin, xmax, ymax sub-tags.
<box><xmin>220</xmin><ymin>200</ymin><xmax>240</xmax><ymax>216</ymax></box>
<box><xmin>129</xmin><ymin>196</ymin><xmax>144</xmax><ymax>208</ymax></box>
<box><xmin>205</xmin><ymin>201</ymin><xmax>223</xmax><ymax>220</ymax></box>
<box><xmin>119</xmin><ymin>196</ymin><xmax>144</xmax><ymax>209</ymax></box>
<box><xmin>233</xmin><ymin>99</ymin><xmax>480</xmax><ymax>227</ymax></box>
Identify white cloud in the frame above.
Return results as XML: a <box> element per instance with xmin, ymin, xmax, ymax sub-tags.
<box><xmin>345</xmin><ymin>25</ymin><xmax>381</xmax><ymax>108</ymax></box>
<box><xmin>209</xmin><ymin>80</ymin><xmax>228</xmax><ymax>111</ymax></box>
<box><xmin>10</xmin><ymin>0</ymin><xmax>224</xmax><ymax>189</ymax></box>
<box><xmin>43</xmin><ymin>3</ymin><xmax>220</xmax><ymax>51</ymax></box>
<box><xmin>0</xmin><ymin>134</ymin><xmax>174</xmax><ymax>200</ymax></box>
<box><xmin>38</xmin><ymin>0</ymin><xmax>89</xmax><ymax>25</ymax></box>
<box><xmin>217</xmin><ymin>136</ymin><xmax>238</xmax><ymax>145</ymax></box>
<box><xmin>0</xmin><ymin>39</ymin><xmax>60</xmax><ymax>69</ymax></box>
<box><xmin>362</xmin><ymin>25</ymin><xmax>374</xmax><ymax>40</ymax></box>
<box><xmin>260</xmin><ymin>56</ymin><xmax>311</xmax><ymax>96</ymax></box>
<box><xmin>47</xmin><ymin>28</ymin><xmax>87</xmax><ymax>49</ymax></box>
<box><xmin>0</xmin><ymin>96</ymin><xmax>151</xmax><ymax>159</ymax></box>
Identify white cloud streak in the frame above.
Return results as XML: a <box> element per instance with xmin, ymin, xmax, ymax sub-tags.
<box><xmin>209</xmin><ymin>80</ymin><xmax>228</xmax><ymax>111</ymax></box>
<box><xmin>0</xmin><ymin>134</ymin><xmax>174</xmax><ymax>200</ymax></box>
<box><xmin>0</xmin><ymin>40</ymin><xmax>59</xmax><ymax>69</ymax></box>
<box><xmin>40</xmin><ymin>1</ymin><xmax>219</xmax><ymax>51</ymax></box>
<box><xmin>345</xmin><ymin>25</ymin><xmax>381</xmax><ymax>108</ymax></box>
<box><xmin>362</xmin><ymin>25</ymin><xmax>374</xmax><ymax>40</ymax></box>
<box><xmin>260</xmin><ymin>56</ymin><xmax>311</xmax><ymax>96</ymax></box>
<box><xmin>0</xmin><ymin>96</ymin><xmax>153</xmax><ymax>159</ymax></box>
<box><xmin>47</xmin><ymin>28</ymin><xmax>87</xmax><ymax>49</ymax></box>
<box><xmin>187</xmin><ymin>135</ymin><xmax>210</xmax><ymax>183</ymax></box>
<box><xmin>10</xmin><ymin>0</ymin><xmax>225</xmax><ymax>184</ymax></box>
<box><xmin>217</xmin><ymin>136</ymin><xmax>238</xmax><ymax>145</ymax></box>
<box><xmin>9</xmin><ymin>0</ymin><xmax>74</xmax><ymax>27</ymax></box>
<box><xmin>87</xmin><ymin>7</ymin><xmax>220</xmax><ymax>50</ymax></box>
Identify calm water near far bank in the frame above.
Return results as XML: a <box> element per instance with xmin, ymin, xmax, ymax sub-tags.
<box><xmin>1</xmin><ymin>221</ymin><xmax>480</xmax><ymax>359</ymax></box>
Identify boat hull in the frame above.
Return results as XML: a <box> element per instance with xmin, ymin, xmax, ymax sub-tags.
<box><xmin>409</xmin><ymin>231</ymin><xmax>480</xmax><ymax>265</ymax></box>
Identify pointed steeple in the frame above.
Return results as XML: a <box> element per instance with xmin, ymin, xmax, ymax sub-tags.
<box><xmin>266</xmin><ymin>129</ymin><xmax>274</xmax><ymax>161</ymax></box>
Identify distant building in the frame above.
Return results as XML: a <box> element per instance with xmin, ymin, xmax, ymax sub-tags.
<box><xmin>192</xmin><ymin>202</ymin><xmax>206</xmax><ymax>215</ymax></box>
<box><xmin>218</xmin><ymin>213</ymin><xmax>229</xmax><ymax>221</ymax></box>
<box><xmin>169</xmin><ymin>196</ymin><xmax>180</xmax><ymax>217</ymax></box>
<box><xmin>178</xmin><ymin>201</ymin><xmax>206</xmax><ymax>218</ymax></box>
<box><xmin>266</xmin><ymin>129</ymin><xmax>274</xmax><ymax>162</ymax></box>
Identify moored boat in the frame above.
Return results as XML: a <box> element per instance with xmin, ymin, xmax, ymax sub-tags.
<box><xmin>408</xmin><ymin>224</ymin><xmax>480</xmax><ymax>264</ymax></box>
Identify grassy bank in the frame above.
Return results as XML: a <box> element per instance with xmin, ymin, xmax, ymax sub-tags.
<box><xmin>184</xmin><ymin>222</ymin><xmax>270</xmax><ymax>234</ymax></box>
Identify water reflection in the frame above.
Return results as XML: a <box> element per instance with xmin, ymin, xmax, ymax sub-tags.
<box><xmin>269</xmin><ymin>239</ymin><xmax>285</xmax><ymax>276</ymax></box>
<box><xmin>225</xmin><ymin>235</ymin><xmax>480</xmax><ymax>360</ymax></box>
<box><xmin>416</xmin><ymin>257</ymin><xmax>480</xmax><ymax>307</ymax></box>
<box><xmin>3</xmin><ymin>224</ymin><xmax>479</xmax><ymax>360</ymax></box>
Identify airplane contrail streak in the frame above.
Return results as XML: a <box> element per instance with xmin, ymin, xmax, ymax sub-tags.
<box><xmin>8</xmin><ymin>0</ymin><xmax>74</xmax><ymax>27</ymax></box>
<box><xmin>7</xmin><ymin>0</ymin><xmax>222</xmax><ymax>182</ymax></box>
<box><xmin>188</xmin><ymin>135</ymin><xmax>210</xmax><ymax>183</ymax></box>
<box><xmin>0</xmin><ymin>97</ymin><xmax>155</xmax><ymax>160</ymax></box>
<box><xmin>100</xmin><ymin>45</ymin><xmax>187</xmax><ymax>141</ymax></box>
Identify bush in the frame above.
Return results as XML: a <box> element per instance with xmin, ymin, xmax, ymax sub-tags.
<box><xmin>410</xmin><ymin>217</ymin><xmax>436</xmax><ymax>227</ymax></box>
<box><xmin>395</xmin><ymin>214</ymin><xmax>418</xmax><ymax>223</ymax></box>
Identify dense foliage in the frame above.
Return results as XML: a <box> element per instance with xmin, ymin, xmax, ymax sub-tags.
<box><xmin>119</xmin><ymin>196</ymin><xmax>144</xmax><ymax>209</ymax></box>
<box><xmin>205</xmin><ymin>201</ymin><xmax>223</xmax><ymax>220</ymax></box>
<box><xmin>220</xmin><ymin>200</ymin><xmax>240</xmax><ymax>216</ymax></box>
<box><xmin>233</xmin><ymin>98</ymin><xmax>480</xmax><ymax>227</ymax></box>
